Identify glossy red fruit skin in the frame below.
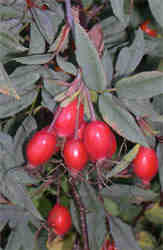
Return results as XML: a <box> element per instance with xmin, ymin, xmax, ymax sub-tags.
<box><xmin>54</xmin><ymin>99</ymin><xmax>84</xmax><ymax>138</ymax></box>
<box><xmin>26</xmin><ymin>127</ymin><xmax>57</xmax><ymax>166</ymax></box>
<box><xmin>133</xmin><ymin>146</ymin><xmax>158</xmax><ymax>183</ymax></box>
<box><xmin>83</xmin><ymin>121</ymin><xmax>117</xmax><ymax>162</ymax></box>
<box><xmin>77</xmin><ymin>121</ymin><xmax>87</xmax><ymax>140</ymax></box>
<box><xmin>48</xmin><ymin>203</ymin><xmax>72</xmax><ymax>235</ymax></box>
<box><xmin>63</xmin><ymin>138</ymin><xmax>88</xmax><ymax>174</ymax></box>
<box><xmin>43</xmin><ymin>126</ymin><xmax>60</xmax><ymax>153</ymax></box>
<box><xmin>102</xmin><ymin>239</ymin><xmax>117</xmax><ymax>250</ymax></box>
<box><xmin>140</xmin><ymin>20</ymin><xmax>157</xmax><ymax>37</ymax></box>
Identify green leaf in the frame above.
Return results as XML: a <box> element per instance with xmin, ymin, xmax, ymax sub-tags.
<box><xmin>109</xmin><ymin>216</ymin><xmax>142</xmax><ymax>250</ymax></box>
<box><xmin>122</xmin><ymin>98</ymin><xmax>163</xmax><ymax>122</ymax></box>
<box><xmin>110</xmin><ymin>0</ymin><xmax>129</xmax><ymax>26</ymax></box>
<box><xmin>103</xmin><ymin>197</ymin><xmax>120</xmax><ymax>216</ymax></box>
<box><xmin>31</xmin><ymin>6</ymin><xmax>63</xmax><ymax>44</ymax></box>
<box><xmin>87</xmin><ymin>211</ymin><xmax>107</xmax><ymax>250</ymax></box>
<box><xmin>145</xmin><ymin>203</ymin><xmax>163</xmax><ymax>225</ymax></box>
<box><xmin>56</xmin><ymin>55</ymin><xmax>77</xmax><ymax>75</ymax></box>
<box><xmin>2</xmin><ymin>175</ymin><xmax>43</xmax><ymax>221</ymax></box>
<box><xmin>157</xmin><ymin>143</ymin><xmax>163</xmax><ymax>191</ymax></box>
<box><xmin>70</xmin><ymin>199</ymin><xmax>81</xmax><ymax>234</ymax></box>
<box><xmin>105</xmin><ymin>144</ymin><xmax>140</xmax><ymax>178</ymax></box>
<box><xmin>148</xmin><ymin>0</ymin><xmax>163</xmax><ymax>28</ymax></box>
<box><xmin>29</xmin><ymin>21</ymin><xmax>46</xmax><ymax>55</ymax></box>
<box><xmin>102</xmin><ymin>49</ymin><xmax>113</xmax><ymax>88</ymax></box>
<box><xmin>75</xmin><ymin>22</ymin><xmax>107</xmax><ymax>91</ymax></box>
<box><xmin>81</xmin><ymin>0</ymin><xmax>93</xmax><ymax>9</ymax></box>
<box><xmin>116</xmin><ymin>71</ymin><xmax>163</xmax><ymax>99</ymax></box>
<box><xmin>99</xmin><ymin>93</ymin><xmax>148</xmax><ymax>146</ymax></box>
<box><xmin>13</xmin><ymin>53</ymin><xmax>54</xmax><ymax>65</ymax></box>
<box><xmin>0</xmin><ymin>62</ymin><xmax>19</xmax><ymax>100</ymax></box>
<box><xmin>14</xmin><ymin>115</ymin><xmax>37</xmax><ymax>165</ymax></box>
<box><xmin>100</xmin><ymin>16</ymin><xmax>127</xmax><ymax>48</ymax></box>
<box><xmin>101</xmin><ymin>184</ymin><xmax>158</xmax><ymax>204</ymax></box>
<box><xmin>115</xmin><ymin>28</ymin><xmax>145</xmax><ymax>76</ymax></box>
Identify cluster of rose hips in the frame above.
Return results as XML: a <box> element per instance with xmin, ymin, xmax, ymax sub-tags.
<box><xmin>26</xmin><ymin>97</ymin><xmax>159</xmax><ymax>236</ymax></box>
<box><xmin>26</xmin><ymin>97</ymin><xmax>117</xmax><ymax>175</ymax></box>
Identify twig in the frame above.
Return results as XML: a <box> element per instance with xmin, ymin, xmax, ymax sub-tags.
<box><xmin>69</xmin><ymin>176</ymin><xmax>90</xmax><ymax>250</ymax></box>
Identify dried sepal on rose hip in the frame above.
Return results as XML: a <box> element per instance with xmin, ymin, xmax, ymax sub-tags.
<box><xmin>47</xmin><ymin>203</ymin><xmax>72</xmax><ymax>236</ymax></box>
<box><xmin>140</xmin><ymin>20</ymin><xmax>157</xmax><ymax>37</ymax></box>
<box><xmin>132</xmin><ymin>146</ymin><xmax>158</xmax><ymax>185</ymax></box>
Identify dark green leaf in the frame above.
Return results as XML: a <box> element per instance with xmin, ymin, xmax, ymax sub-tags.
<box><xmin>75</xmin><ymin>22</ymin><xmax>107</xmax><ymax>91</ymax></box>
<box><xmin>2</xmin><ymin>175</ymin><xmax>43</xmax><ymax>220</ymax></box>
<box><xmin>116</xmin><ymin>28</ymin><xmax>145</xmax><ymax>76</ymax></box>
<box><xmin>101</xmin><ymin>184</ymin><xmax>158</xmax><ymax>204</ymax></box>
<box><xmin>70</xmin><ymin>199</ymin><xmax>81</xmax><ymax>234</ymax></box>
<box><xmin>87</xmin><ymin>211</ymin><xmax>107</xmax><ymax>250</ymax></box>
<box><xmin>31</xmin><ymin>6</ymin><xmax>63</xmax><ymax>44</ymax></box>
<box><xmin>13</xmin><ymin>53</ymin><xmax>54</xmax><ymax>65</ymax></box>
<box><xmin>109</xmin><ymin>216</ymin><xmax>141</xmax><ymax>250</ymax></box>
<box><xmin>116</xmin><ymin>71</ymin><xmax>163</xmax><ymax>99</ymax></box>
<box><xmin>157</xmin><ymin>143</ymin><xmax>163</xmax><ymax>191</ymax></box>
<box><xmin>152</xmin><ymin>94</ymin><xmax>163</xmax><ymax>115</ymax></box>
<box><xmin>29</xmin><ymin>21</ymin><xmax>46</xmax><ymax>55</ymax></box>
<box><xmin>99</xmin><ymin>93</ymin><xmax>148</xmax><ymax>146</ymax></box>
<box><xmin>14</xmin><ymin>115</ymin><xmax>37</xmax><ymax>165</ymax></box>
<box><xmin>56</xmin><ymin>55</ymin><xmax>77</xmax><ymax>75</ymax></box>
<box><xmin>102</xmin><ymin>50</ymin><xmax>113</xmax><ymax>88</ymax></box>
<box><xmin>110</xmin><ymin>0</ymin><xmax>129</xmax><ymax>26</ymax></box>
<box><xmin>79</xmin><ymin>182</ymin><xmax>104</xmax><ymax>212</ymax></box>
<box><xmin>148</xmin><ymin>0</ymin><xmax>163</xmax><ymax>28</ymax></box>
<box><xmin>123</xmin><ymin>98</ymin><xmax>163</xmax><ymax>122</ymax></box>
<box><xmin>0</xmin><ymin>132</ymin><xmax>14</xmax><ymax>160</ymax></box>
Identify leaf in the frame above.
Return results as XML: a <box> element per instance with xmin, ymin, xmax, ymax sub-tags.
<box><xmin>2</xmin><ymin>175</ymin><xmax>43</xmax><ymax>220</ymax></box>
<box><xmin>75</xmin><ymin>22</ymin><xmax>107</xmax><ymax>91</ymax></box>
<box><xmin>110</xmin><ymin>0</ymin><xmax>129</xmax><ymax>27</ymax></box>
<box><xmin>0</xmin><ymin>66</ymin><xmax>40</xmax><ymax>118</ymax></box>
<box><xmin>0</xmin><ymin>132</ymin><xmax>14</xmax><ymax>160</ymax></box>
<box><xmin>105</xmin><ymin>144</ymin><xmax>140</xmax><ymax>178</ymax></box>
<box><xmin>0</xmin><ymin>62</ymin><xmax>19</xmax><ymax>99</ymax></box>
<box><xmin>70</xmin><ymin>199</ymin><xmax>81</xmax><ymax>234</ymax></box>
<box><xmin>48</xmin><ymin>24</ymin><xmax>70</xmax><ymax>53</ymax></box>
<box><xmin>102</xmin><ymin>50</ymin><xmax>113</xmax><ymax>88</ymax></box>
<box><xmin>81</xmin><ymin>0</ymin><xmax>93</xmax><ymax>9</ymax></box>
<box><xmin>101</xmin><ymin>184</ymin><xmax>158</xmax><ymax>204</ymax></box>
<box><xmin>145</xmin><ymin>203</ymin><xmax>163</xmax><ymax>225</ymax></box>
<box><xmin>157</xmin><ymin>143</ymin><xmax>163</xmax><ymax>191</ymax></box>
<box><xmin>29</xmin><ymin>21</ymin><xmax>46</xmax><ymax>55</ymax></box>
<box><xmin>109</xmin><ymin>216</ymin><xmax>142</xmax><ymax>250</ymax></box>
<box><xmin>100</xmin><ymin>16</ymin><xmax>127</xmax><ymax>48</ymax></box>
<box><xmin>13</xmin><ymin>53</ymin><xmax>54</xmax><ymax>65</ymax></box>
<box><xmin>46</xmin><ymin>233</ymin><xmax>75</xmax><ymax>250</ymax></box>
<box><xmin>116</xmin><ymin>71</ymin><xmax>163</xmax><ymax>100</ymax></box>
<box><xmin>87</xmin><ymin>211</ymin><xmax>107</xmax><ymax>250</ymax></box>
<box><xmin>31</xmin><ymin>6</ymin><xmax>63</xmax><ymax>44</ymax></box>
<box><xmin>122</xmin><ymin>98</ymin><xmax>163</xmax><ymax>122</ymax></box>
<box><xmin>103</xmin><ymin>197</ymin><xmax>120</xmax><ymax>216</ymax></box>
<box><xmin>148</xmin><ymin>0</ymin><xmax>163</xmax><ymax>28</ymax></box>
<box><xmin>115</xmin><ymin>28</ymin><xmax>145</xmax><ymax>76</ymax></box>
<box><xmin>56</xmin><ymin>56</ymin><xmax>77</xmax><ymax>75</ymax></box>
<box><xmin>14</xmin><ymin>115</ymin><xmax>37</xmax><ymax>165</ymax></box>
<box><xmin>99</xmin><ymin>93</ymin><xmax>148</xmax><ymax>146</ymax></box>
<box><xmin>88</xmin><ymin>23</ymin><xmax>104</xmax><ymax>55</ymax></box>
<box><xmin>79</xmin><ymin>182</ymin><xmax>104</xmax><ymax>212</ymax></box>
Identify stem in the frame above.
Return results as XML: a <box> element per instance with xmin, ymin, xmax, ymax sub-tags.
<box><xmin>74</xmin><ymin>94</ymin><xmax>81</xmax><ymax>140</ymax></box>
<box><xmin>69</xmin><ymin>177</ymin><xmax>90</xmax><ymax>250</ymax></box>
<box><xmin>65</xmin><ymin>0</ymin><xmax>74</xmax><ymax>34</ymax></box>
<box><xmin>48</xmin><ymin>106</ymin><xmax>62</xmax><ymax>133</ymax></box>
<box><xmin>84</xmin><ymin>87</ymin><xmax>96</xmax><ymax>121</ymax></box>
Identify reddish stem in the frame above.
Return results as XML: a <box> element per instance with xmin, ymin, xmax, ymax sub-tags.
<box><xmin>48</xmin><ymin>106</ymin><xmax>62</xmax><ymax>133</ymax></box>
<box><xmin>74</xmin><ymin>95</ymin><xmax>82</xmax><ymax>140</ymax></box>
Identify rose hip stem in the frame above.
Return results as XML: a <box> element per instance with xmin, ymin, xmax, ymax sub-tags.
<box><xmin>48</xmin><ymin>106</ymin><xmax>62</xmax><ymax>133</ymax></box>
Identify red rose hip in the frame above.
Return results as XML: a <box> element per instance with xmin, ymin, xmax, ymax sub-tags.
<box><xmin>83</xmin><ymin>120</ymin><xmax>117</xmax><ymax>162</ymax></box>
<box><xmin>133</xmin><ymin>146</ymin><xmax>158</xmax><ymax>184</ymax></box>
<box><xmin>26</xmin><ymin>127</ymin><xmax>57</xmax><ymax>166</ymax></box>
<box><xmin>63</xmin><ymin>138</ymin><xmax>88</xmax><ymax>174</ymax></box>
<box><xmin>54</xmin><ymin>98</ymin><xmax>84</xmax><ymax>138</ymax></box>
<box><xmin>48</xmin><ymin>203</ymin><xmax>72</xmax><ymax>235</ymax></box>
